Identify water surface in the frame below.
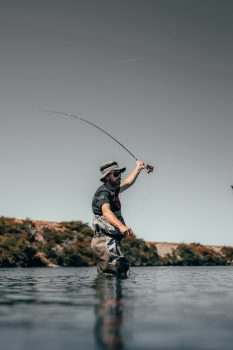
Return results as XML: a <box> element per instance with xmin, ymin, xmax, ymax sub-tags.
<box><xmin>0</xmin><ymin>267</ymin><xmax>233</xmax><ymax>350</ymax></box>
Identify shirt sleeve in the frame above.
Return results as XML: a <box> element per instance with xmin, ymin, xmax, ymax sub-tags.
<box><xmin>95</xmin><ymin>190</ymin><xmax>111</xmax><ymax>211</ymax></box>
<box><xmin>119</xmin><ymin>182</ymin><xmax>129</xmax><ymax>193</ymax></box>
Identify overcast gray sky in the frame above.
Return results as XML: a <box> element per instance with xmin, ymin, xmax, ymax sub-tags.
<box><xmin>1</xmin><ymin>0</ymin><xmax>233</xmax><ymax>245</ymax></box>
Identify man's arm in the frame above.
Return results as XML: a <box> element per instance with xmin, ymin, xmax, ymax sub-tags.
<box><xmin>120</xmin><ymin>160</ymin><xmax>145</xmax><ymax>193</ymax></box>
<box><xmin>102</xmin><ymin>203</ymin><xmax>133</xmax><ymax>237</ymax></box>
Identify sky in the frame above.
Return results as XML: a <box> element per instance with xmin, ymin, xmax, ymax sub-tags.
<box><xmin>0</xmin><ymin>0</ymin><xmax>233</xmax><ymax>245</ymax></box>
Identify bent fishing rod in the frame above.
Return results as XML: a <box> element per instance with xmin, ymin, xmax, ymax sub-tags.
<box><xmin>43</xmin><ymin>110</ymin><xmax>154</xmax><ymax>174</ymax></box>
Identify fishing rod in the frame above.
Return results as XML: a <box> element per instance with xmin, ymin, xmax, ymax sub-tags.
<box><xmin>43</xmin><ymin>110</ymin><xmax>154</xmax><ymax>174</ymax></box>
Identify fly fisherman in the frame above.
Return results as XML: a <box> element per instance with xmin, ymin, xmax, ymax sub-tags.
<box><xmin>91</xmin><ymin>160</ymin><xmax>145</xmax><ymax>277</ymax></box>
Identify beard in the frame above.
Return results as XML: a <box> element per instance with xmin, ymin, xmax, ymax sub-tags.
<box><xmin>105</xmin><ymin>178</ymin><xmax>120</xmax><ymax>192</ymax></box>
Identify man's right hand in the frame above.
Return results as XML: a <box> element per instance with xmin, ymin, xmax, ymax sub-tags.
<box><xmin>102</xmin><ymin>203</ymin><xmax>134</xmax><ymax>237</ymax></box>
<box><xmin>119</xmin><ymin>224</ymin><xmax>133</xmax><ymax>237</ymax></box>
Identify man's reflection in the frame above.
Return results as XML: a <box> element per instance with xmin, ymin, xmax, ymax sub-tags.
<box><xmin>94</xmin><ymin>275</ymin><xmax>124</xmax><ymax>349</ymax></box>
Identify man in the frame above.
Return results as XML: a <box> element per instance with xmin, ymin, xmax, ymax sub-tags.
<box><xmin>91</xmin><ymin>159</ymin><xmax>145</xmax><ymax>277</ymax></box>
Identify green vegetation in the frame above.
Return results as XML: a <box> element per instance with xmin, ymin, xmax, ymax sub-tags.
<box><xmin>0</xmin><ymin>217</ymin><xmax>233</xmax><ymax>267</ymax></box>
<box><xmin>221</xmin><ymin>246</ymin><xmax>233</xmax><ymax>264</ymax></box>
<box><xmin>0</xmin><ymin>234</ymin><xmax>36</xmax><ymax>267</ymax></box>
<box><xmin>0</xmin><ymin>217</ymin><xmax>94</xmax><ymax>267</ymax></box>
<box><xmin>122</xmin><ymin>236</ymin><xmax>160</xmax><ymax>266</ymax></box>
<box><xmin>176</xmin><ymin>243</ymin><xmax>226</xmax><ymax>266</ymax></box>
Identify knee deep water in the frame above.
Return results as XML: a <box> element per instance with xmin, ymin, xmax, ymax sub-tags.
<box><xmin>0</xmin><ymin>266</ymin><xmax>233</xmax><ymax>350</ymax></box>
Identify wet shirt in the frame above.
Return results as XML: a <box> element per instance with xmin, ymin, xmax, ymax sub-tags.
<box><xmin>92</xmin><ymin>184</ymin><xmax>125</xmax><ymax>224</ymax></box>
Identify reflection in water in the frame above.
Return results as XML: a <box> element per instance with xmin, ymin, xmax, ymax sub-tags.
<box><xmin>94</xmin><ymin>275</ymin><xmax>124</xmax><ymax>349</ymax></box>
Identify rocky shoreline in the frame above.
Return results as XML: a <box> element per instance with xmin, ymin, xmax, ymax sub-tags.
<box><xmin>0</xmin><ymin>217</ymin><xmax>233</xmax><ymax>267</ymax></box>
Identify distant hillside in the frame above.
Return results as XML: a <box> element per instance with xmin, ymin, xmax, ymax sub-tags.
<box><xmin>0</xmin><ymin>217</ymin><xmax>233</xmax><ymax>267</ymax></box>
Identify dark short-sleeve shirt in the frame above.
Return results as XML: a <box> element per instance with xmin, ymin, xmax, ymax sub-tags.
<box><xmin>92</xmin><ymin>184</ymin><xmax>125</xmax><ymax>224</ymax></box>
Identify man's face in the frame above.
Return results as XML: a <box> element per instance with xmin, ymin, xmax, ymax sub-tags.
<box><xmin>108</xmin><ymin>171</ymin><xmax>122</xmax><ymax>186</ymax></box>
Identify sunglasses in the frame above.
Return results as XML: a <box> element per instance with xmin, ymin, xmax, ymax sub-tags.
<box><xmin>111</xmin><ymin>171</ymin><xmax>122</xmax><ymax>178</ymax></box>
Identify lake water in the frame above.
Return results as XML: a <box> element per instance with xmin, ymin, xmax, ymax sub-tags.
<box><xmin>0</xmin><ymin>267</ymin><xmax>233</xmax><ymax>350</ymax></box>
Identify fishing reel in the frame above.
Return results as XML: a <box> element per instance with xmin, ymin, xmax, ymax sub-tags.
<box><xmin>145</xmin><ymin>164</ymin><xmax>154</xmax><ymax>174</ymax></box>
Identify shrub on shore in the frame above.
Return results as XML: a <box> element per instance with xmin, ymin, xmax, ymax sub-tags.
<box><xmin>176</xmin><ymin>243</ymin><xmax>226</xmax><ymax>266</ymax></box>
<box><xmin>122</xmin><ymin>236</ymin><xmax>160</xmax><ymax>266</ymax></box>
<box><xmin>0</xmin><ymin>233</ymin><xmax>36</xmax><ymax>267</ymax></box>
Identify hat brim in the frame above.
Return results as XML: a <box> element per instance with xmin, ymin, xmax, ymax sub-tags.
<box><xmin>100</xmin><ymin>166</ymin><xmax>126</xmax><ymax>181</ymax></box>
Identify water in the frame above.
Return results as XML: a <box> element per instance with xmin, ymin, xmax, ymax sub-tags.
<box><xmin>0</xmin><ymin>267</ymin><xmax>233</xmax><ymax>350</ymax></box>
